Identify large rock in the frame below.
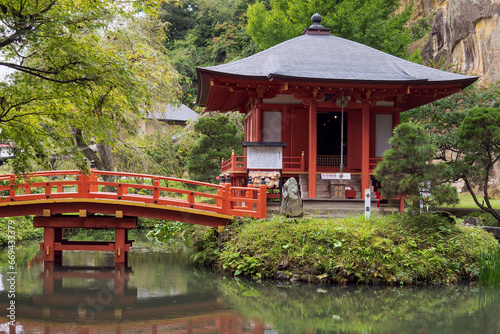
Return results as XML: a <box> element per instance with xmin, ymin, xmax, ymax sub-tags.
<box><xmin>280</xmin><ymin>177</ymin><xmax>303</xmax><ymax>217</ymax></box>
<box><xmin>463</xmin><ymin>216</ymin><xmax>483</xmax><ymax>226</ymax></box>
<box><xmin>399</xmin><ymin>0</ymin><xmax>500</xmax><ymax>196</ymax></box>
<box><xmin>400</xmin><ymin>0</ymin><xmax>500</xmax><ymax>83</ymax></box>
<box><xmin>479</xmin><ymin>226</ymin><xmax>500</xmax><ymax>240</ymax></box>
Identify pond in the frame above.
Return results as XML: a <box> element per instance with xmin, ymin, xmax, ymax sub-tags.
<box><xmin>1</xmin><ymin>233</ymin><xmax>500</xmax><ymax>333</ymax></box>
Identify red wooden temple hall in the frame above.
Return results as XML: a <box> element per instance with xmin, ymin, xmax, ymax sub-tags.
<box><xmin>196</xmin><ymin>14</ymin><xmax>477</xmax><ymax>201</ymax></box>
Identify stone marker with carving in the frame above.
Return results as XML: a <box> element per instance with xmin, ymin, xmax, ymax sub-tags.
<box><xmin>279</xmin><ymin>177</ymin><xmax>303</xmax><ymax>217</ymax></box>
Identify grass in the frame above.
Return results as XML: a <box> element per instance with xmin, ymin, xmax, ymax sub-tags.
<box><xmin>478</xmin><ymin>248</ymin><xmax>500</xmax><ymax>285</ymax></box>
<box><xmin>442</xmin><ymin>193</ymin><xmax>500</xmax><ymax>209</ymax></box>
<box><xmin>192</xmin><ymin>214</ymin><xmax>500</xmax><ymax>285</ymax></box>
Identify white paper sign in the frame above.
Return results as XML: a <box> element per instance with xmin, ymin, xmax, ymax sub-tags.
<box><xmin>247</xmin><ymin>146</ymin><xmax>283</xmax><ymax>169</ymax></box>
<box><xmin>321</xmin><ymin>173</ymin><xmax>351</xmax><ymax>180</ymax></box>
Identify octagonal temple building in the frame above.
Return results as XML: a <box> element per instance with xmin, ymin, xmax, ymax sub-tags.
<box><xmin>196</xmin><ymin>14</ymin><xmax>477</xmax><ymax>203</ymax></box>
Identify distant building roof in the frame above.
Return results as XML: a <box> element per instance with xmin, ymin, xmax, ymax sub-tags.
<box><xmin>146</xmin><ymin>104</ymin><xmax>199</xmax><ymax>123</ymax></box>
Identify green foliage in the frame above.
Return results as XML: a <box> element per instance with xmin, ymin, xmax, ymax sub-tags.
<box><xmin>113</xmin><ymin>125</ymin><xmax>195</xmax><ymax>178</ymax></box>
<box><xmin>191</xmin><ymin>227</ymin><xmax>221</xmax><ymax>266</ymax></box>
<box><xmin>455</xmin><ymin>107</ymin><xmax>500</xmax><ymax>222</ymax></box>
<box><xmin>456</xmin><ymin>107</ymin><xmax>500</xmax><ymax>178</ymax></box>
<box><xmin>221</xmin><ymin>251</ymin><xmax>263</xmax><ymax>277</ymax></box>
<box><xmin>375</xmin><ymin>123</ymin><xmax>458</xmax><ymax>212</ymax></box>
<box><xmin>163</xmin><ymin>0</ymin><xmax>258</xmax><ymax>107</ymax></box>
<box><xmin>0</xmin><ymin>0</ymin><xmax>181</xmax><ymax>173</ymax></box>
<box><xmin>0</xmin><ymin>216</ymin><xmax>42</xmax><ymax>247</ymax></box>
<box><xmin>247</xmin><ymin>0</ymin><xmax>413</xmax><ymax>58</ymax></box>
<box><xmin>409</xmin><ymin>15</ymin><xmax>433</xmax><ymax>41</ymax></box>
<box><xmin>402</xmin><ymin>83</ymin><xmax>500</xmax><ymax>154</ymax></box>
<box><xmin>403</xmin><ymin>84</ymin><xmax>500</xmax><ymax>223</ymax></box>
<box><xmin>64</xmin><ymin>229</ymin><xmax>115</xmax><ymax>241</ymax></box>
<box><xmin>187</xmin><ymin>113</ymin><xmax>244</xmax><ymax>182</ymax></box>
<box><xmin>192</xmin><ymin>215</ymin><xmax>499</xmax><ymax>285</ymax></box>
<box><xmin>478</xmin><ymin>249</ymin><xmax>500</xmax><ymax>285</ymax></box>
<box><xmin>162</xmin><ymin>0</ymin><xmax>198</xmax><ymax>41</ymax></box>
<box><xmin>147</xmin><ymin>221</ymin><xmax>194</xmax><ymax>243</ymax></box>
<box><xmin>138</xmin><ymin>217</ymin><xmax>166</xmax><ymax>229</ymax></box>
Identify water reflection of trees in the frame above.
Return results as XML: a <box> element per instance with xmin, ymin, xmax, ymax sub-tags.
<box><xmin>4</xmin><ymin>244</ymin><xmax>500</xmax><ymax>333</ymax></box>
<box><xmin>219</xmin><ymin>279</ymin><xmax>500</xmax><ymax>333</ymax></box>
<box><xmin>1</xmin><ymin>246</ymin><xmax>269</xmax><ymax>333</ymax></box>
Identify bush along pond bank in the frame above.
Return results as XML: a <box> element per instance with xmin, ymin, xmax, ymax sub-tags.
<box><xmin>0</xmin><ymin>216</ymin><xmax>42</xmax><ymax>247</ymax></box>
<box><xmin>191</xmin><ymin>214</ymin><xmax>500</xmax><ymax>285</ymax></box>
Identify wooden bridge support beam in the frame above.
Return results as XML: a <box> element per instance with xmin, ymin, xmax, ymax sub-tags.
<box><xmin>42</xmin><ymin>227</ymin><xmax>63</xmax><ymax>262</ymax></box>
<box><xmin>115</xmin><ymin>228</ymin><xmax>127</xmax><ymax>263</ymax></box>
<box><xmin>35</xmin><ymin>215</ymin><xmax>137</xmax><ymax>264</ymax></box>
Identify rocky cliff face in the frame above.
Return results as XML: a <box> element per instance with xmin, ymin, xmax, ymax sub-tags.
<box><xmin>401</xmin><ymin>0</ymin><xmax>500</xmax><ymax>83</ymax></box>
<box><xmin>399</xmin><ymin>1</ymin><xmax>500</xmax><ymax>199</ymax></box>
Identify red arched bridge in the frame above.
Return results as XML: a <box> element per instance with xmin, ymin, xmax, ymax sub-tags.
<box><xmin>0</xmin><ymin>170</ymin><xmax>267</xmax><ymax>262</ymax></box>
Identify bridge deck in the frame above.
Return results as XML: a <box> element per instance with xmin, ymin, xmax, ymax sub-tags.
<box><xmin>0</xmin><ymin>170</ymin><xmax>267</xmax><ymax>263</ymax></box>
<box><xmin>0</xmin><ymin>170</ymin><xmax>267</xmax><ymax>224</ymax></box>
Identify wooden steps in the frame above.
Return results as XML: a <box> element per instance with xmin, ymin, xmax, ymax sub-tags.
<box><xmin>299</xmin><ymin>174</ymin><xmax>370</xmax><ymax>199</ymax></box>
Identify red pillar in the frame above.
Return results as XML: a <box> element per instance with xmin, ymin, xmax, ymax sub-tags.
<box><xmin>361</xmin><ymin>103</ymin><xmax>370</xmax><ymax>199</ymax></box>
<box><xmin>255</xmin><ymin>98</ymin><xmax>263</xmax><ymax>142</ymax></box>
<box><xmin>43</xmin><ymin>227</ymin><xmax>55</xmax><ymax>262</ymax></box>
<box><xmin>54</xmin><ymin>227</ymin><xmax>63</xmax><ymax>260</ymax></box>
<box><xmin>308</xmin><ymin>99</ymin><xmax>318</xmax><ymax>198</ymax></box>
<box><xmin>115</xmin><ymin>229</ymin><xmax>127</xmax><ymax>263</ymax></box>
<box><xmin>394</xmin><ymin>110</ymin><xmax>400</xmax><ymax>128</ymax></box>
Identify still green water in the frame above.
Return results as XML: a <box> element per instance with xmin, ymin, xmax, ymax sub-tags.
<box><xmin>1</xmin><ymin>234</ymin><xmax>500</xmax><ymax>334</ymax></box>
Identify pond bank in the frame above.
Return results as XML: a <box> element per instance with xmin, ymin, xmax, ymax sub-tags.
<box><xmin>192</xmin><ymin>214</ymin><xmax>500</xmax><ymax>285</ymax></box>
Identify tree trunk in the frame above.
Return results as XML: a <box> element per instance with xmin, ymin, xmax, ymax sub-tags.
<box><xmin>73</xmin><ymin>127</ymin><xmax>116</xmax><ymax>191</ymax></box>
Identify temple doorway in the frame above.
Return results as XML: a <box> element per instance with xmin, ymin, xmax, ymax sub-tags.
<box><xmin>317</xmin><ymin>112</ymin><xmax>347</xmax><ymax>167</ymax></box>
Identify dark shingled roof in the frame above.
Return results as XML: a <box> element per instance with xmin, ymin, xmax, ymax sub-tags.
<box><xmin>197</xmin><ymin>33</ymin><xmax>478</xmax><ymax>108</ymax></box>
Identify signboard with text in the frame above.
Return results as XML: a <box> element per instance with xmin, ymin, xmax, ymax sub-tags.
<box><xmin>247</xmin><ymin>146</ymin><xmax>283</xmax><ymax>169</ymax></box>
<box><xmin>321</xmin><ymin>173</ymin><xmax>351</xmax><ymax>180</ymax></box>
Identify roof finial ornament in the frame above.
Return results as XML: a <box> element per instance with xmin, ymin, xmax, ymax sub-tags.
<box><xmin>303</xmin><ymin>13</ymin><xmax>331</xmax><ymax>35</ymax></box>
<box><xmin>311</xmin><ymin>13</ymin><xmax>322</xmax><ymax>27</ymax></box>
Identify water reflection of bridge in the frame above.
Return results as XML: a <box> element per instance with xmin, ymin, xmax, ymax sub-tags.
<box><xmin>2</xmin><ymin>261</ymin><xmax>268</xmax><ymax>334</ymax></box>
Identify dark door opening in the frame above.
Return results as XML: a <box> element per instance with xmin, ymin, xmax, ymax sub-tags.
<box><xmin>317</xmin><ymin>112</ymin><xmax>347</xmax><ymax>156</ymax></box>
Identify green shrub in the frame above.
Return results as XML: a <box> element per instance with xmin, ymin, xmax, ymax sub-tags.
<box><xmin>147</xmin><ymin>221</ymin><xmax>193</xmax><ymax>243</ymax></box>
<box><xmin>0</xmin><ymin>216</ymin><xmax>42</xmax><ymax>247</ymax></box>
<box><xmin>192</xmin><ymin>214</ymin><xmax>500</xmax><ymax>285</ymax></box>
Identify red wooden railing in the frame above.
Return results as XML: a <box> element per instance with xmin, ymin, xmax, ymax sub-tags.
<box><xmin>0</xmin><ymin>170</ymin><xmax>267</xmax><ymax>219</ymax></box>
<box><xmin>220</xmin><ymin>152</ymin><xmax>382</xmax><ymax>174</ymax></box>
<box><xmin>221</xmin><ymin>151</ymin><xmax>306</xmax><ymax>173</ymax></box>
<box><xmin>221</xmin><ymin>153</ymin><xmax>246</xmax><ymax>172</ymax></box>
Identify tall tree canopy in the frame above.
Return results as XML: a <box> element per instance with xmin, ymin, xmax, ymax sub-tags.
<box><xmin>402</xmin><ymin>84</ymin><xmax>500</xmax><ymax>223</ymax></box>
<box><xmin>454</xmin><ymin>107</ymin><xmax>500</xmax><ymax>222</ymax></box>
<box><xmin>187</xmin><ymin>113</ymin><xmax>243</xmax><ymax>183</ymax></box>
<box><xmin>0</xmin><ymin>0</ymin><xmax>181</xmax><ymax>172</ymax></box>
<box><xmin>162</xmin><ymin>0</ymin><xmax>258</xmax><ymax>107</ymax></box>
<box><xmin>246</xmin><ymin>0</ymin><xmax>413</xmax><ymax>57</ymax></box>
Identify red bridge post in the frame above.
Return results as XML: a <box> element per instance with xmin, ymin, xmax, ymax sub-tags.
<box><xmin>246</xmin><ymin>177</ymin><xmax>254</xmax><ymax>211</ymax></box>
<box><xmin>258</xmin><ymin>179</ymin><xmax>267</xmax><ymax>218</ymax></box>
<box><xmin>115</xmin><ymin>228</ymin><xmax>127</xmax><ymax>263</ymax></box>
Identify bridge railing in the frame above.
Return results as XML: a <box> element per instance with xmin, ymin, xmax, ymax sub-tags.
<box><xmin>0</xmin><ymin>170</ymin><xmax>267</xmax><ymax>219</ymax></box>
